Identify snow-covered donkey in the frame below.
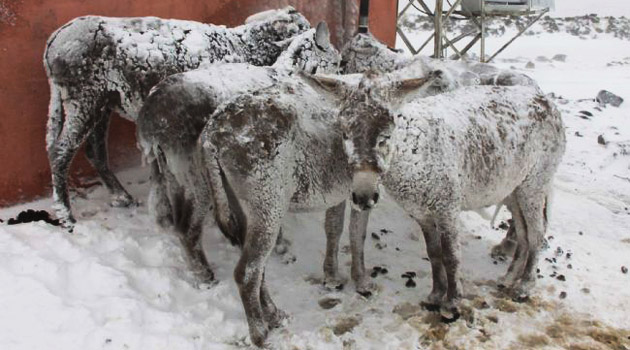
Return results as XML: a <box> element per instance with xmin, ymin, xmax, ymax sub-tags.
<box><xmin>44</xmin><ymin>7</ymin><xmax>309</xmax><ymax>224</ymax></box>
<box><xmin>313</xmin><ymin>71</ymin><xmax>566</xmax><ymax>318</ymax></box>
<box><xmin>196</xmin><ymin>72</ymin><xmax>374</xmax><ymax>346</ymax></box>
<box><xmin>136</xmin><ymin>22</ymin><xmax>340</xmax><ymax>281</ymax></box>
<box><xmin>342</xmin><ymin>32</ymin><xmax>538</xmax><ymax>259</ymax></box>
<box><xmin>341</xmin><ymin>32</ymin><xmax>537</xmax><ymax>88</ymax></box>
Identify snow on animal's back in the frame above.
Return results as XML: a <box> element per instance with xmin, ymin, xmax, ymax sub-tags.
<box><xmin>397</xmin><ymin>85</ymin><xmax>560</xmax><ymax>136</ymax></box>
<box><xmin>392</xmin><ymin>85</ymin><xmax>565</xmax><ymax>208</ymax></box>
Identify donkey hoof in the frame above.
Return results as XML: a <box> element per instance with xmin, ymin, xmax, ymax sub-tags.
<box><xmin>356</xmin><ymin>280</ymin><xmax>378</xmax><ymax>298</ymax></box>
<box><xmin>110</xmin><ymin>194</ymin><xmax>137</xmax><ymax>208</ymax></box>
<box><xmin>420</xmin><ymin>301</ymin><xmax>441</xmax><ymax>312</ymax></box>
<box><xmin>267</xmin><ymin>308</ymin><xmax>290</xmax><ymax>329</ymax></box>
<box><xmin>323</xmin><ymin>276</ymin><xmax>346</xmax><ymax>291</ymax></box>
<box><xmin>249</xmin><ymin>324</ymin><xmax>269</xmax><ymax>348</ymax></box>
<box><xmin>425</xmin><ymin>291</ymin><xmax>445</xmax><ymax>306</ymax></box>
<box><xmin>440</xmin><ymin>305</ymin><xmax>461</xmax><ymax>323</ymax></box>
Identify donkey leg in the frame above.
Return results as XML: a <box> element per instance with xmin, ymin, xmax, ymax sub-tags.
<box><xmin>48</xmin><ymin>101</ymin><xmax>96</xmax><ymax>225</ymax></box>
<box><xmin>417</xmin><ymin>219</ymin><xmax>448</xmax><ymax>308</ymax></box>
<box><xmin>235</xmin><ymin>203</ymin><xmax>284</xmax><ymax>347</ymax></box>
<box><xmin>181</xmin><ymin>165</ymin><xmax>214</xmax><ymax>283</ymax></box>
<box><xmin>84</xmin><ymin>112</ymin><xmax>135</xmax><ymax>208</ymax></box>
<box><xmin>436</xmin><ymin>216</ymin><xmax>463</xmax><ymax>318</ymax></box>
<box><xmin>323</xmin><ymin>201</ymin><xmax>346</xmax><ymax>289</ymax></box>
<box><xmin>499</xmin><ymin>196</ymin><xmax>529</xmax><ymax>289</ymax></box>
<box><xmin>260</xmin><ymin>272</ymin><xmax>289</xmax><ymax>328</ymax></box>
<box><xmin>513</xmin><ymin>189</ymin><xmax>546</xmax><ymax>297</ymax></box>
<box><xmin>147</xmin><ymin>159</ymin><xmax>173</xmax><ymax>227</ymax></box>
<box><xmin>349</xmin><ymin>208</ymin><xmax>376</xmax><ymax>297</ymax></box>
<box><xmin>491</xmin><ymin>219</ymin><xmax>517</xmax><ymax>261</ymax></box>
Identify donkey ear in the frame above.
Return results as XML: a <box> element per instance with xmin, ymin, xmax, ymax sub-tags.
<box><xmin>302</xmin><ymin>72</ymin><xmax>348</xmax><ymax>92</ymax></box>
<box><xmin>315</xmin><ymin>22</ymin><xmax>331</xmax><ymax>49</ymax></box>
<box><xmin>396</xmin><ymin>70</ymin><xmax>444</xmax><ymax>91</ymax></box>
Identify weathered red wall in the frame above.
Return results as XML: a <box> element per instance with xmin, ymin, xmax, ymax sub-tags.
<box><xmin>0</xmin><ymin>0</ymin><xmax>396</xmax><ymax>207</ymax></box>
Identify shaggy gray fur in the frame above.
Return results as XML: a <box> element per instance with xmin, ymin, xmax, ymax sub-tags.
<box><xmin>135</xmin><ymin>23</ymin><xmax>340</xmax><ymax>281</ymax></box>
<box><xmin>333</xmin><ymin>72</ymin><xmax>566</xmax><ymax>316</ymax></box>
<box><xmin>44</xmin><ymin>7</ymin><xmax>309</xmax><ymax>224</ymax></box>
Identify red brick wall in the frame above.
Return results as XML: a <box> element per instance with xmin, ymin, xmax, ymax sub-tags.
<box><xmin>0</xmin><ymin>0</ymin><xmax>396</xmax><ymax>206</ymax></box>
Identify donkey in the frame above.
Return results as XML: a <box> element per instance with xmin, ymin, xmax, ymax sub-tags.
<box><xmin>136</xmin><ymin>22</ymin><xmax>340</xmax><ymax>281</ymax></box>
<box><xmin>196</xmin><ymin>74</ymin><xmax>376</xmax><ymax>346</ymax></box>
<box><xmin>44</xmin><ymin>7</ymin><xmax>309</xmax><ymax>224</ymax></box>
<box><xmin>313</xmin><ymin>71</ymin><xmax>566</xmax><ymax>317</ymax></box>
<box><xmin>341</xmin><ymin>32</ymin><xmax>537</xmax><ymax>88</ymax></box>
<box><xmin>341</xmin><ymin>32</ymin><xmax>539</xmax><ymax>259</ymax></box>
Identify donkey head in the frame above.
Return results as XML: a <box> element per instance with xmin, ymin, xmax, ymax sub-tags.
<box><xmin>340</xmin><ymin>33</ymin><xmax>403</xmax><ymax>74</ymax></box>
<box><xmin>275</xmin><ymin>21</ymin><xmax>340</xmax><ymax>74</ymax></box>
<box><xmin>244</xmin><ymin>6</ymin><xmax>311</xmax><ymax>65</ymax></box>
<box><xmin>309</xmin><ymin>69</ymin><xmax>447</xmax><ymax>210</ymax></box>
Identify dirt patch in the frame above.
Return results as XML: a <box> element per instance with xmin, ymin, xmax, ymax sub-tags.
<box><xmin>333</xmin><ymin>316</ymin><xmax>362</xmax><ymax>336</ymax></box>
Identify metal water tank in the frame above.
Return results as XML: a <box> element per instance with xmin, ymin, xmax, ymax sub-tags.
<box><xmin>461</xmin><ymin>0</ymin><xmax>554</xmax><ymax>15</ymax></box>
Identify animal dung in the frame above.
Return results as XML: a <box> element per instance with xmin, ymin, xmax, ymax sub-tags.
<box><xmin>6</xmin><ymin>209</ymin><xmax>61</xmax><ymax>226</ymax></box>
<box><xmin>371</xmin><ymin>266</ymin><xmax>388</xmax><ymax>278</ymax></box>
<box><xmin>318</xmin><ymin>297</ymin><xmax>342</xmax><ymax>310</ymax></box>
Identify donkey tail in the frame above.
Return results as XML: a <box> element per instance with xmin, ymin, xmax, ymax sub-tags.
<box><xmin>45</xmin><ymin>83</ymin><xmax>64</xmax><ymax>155</ymax></box>
<box><xmin>207</xmin><ymin>154</ymin><xmax>246</xmax><ymax>247</ymax></box>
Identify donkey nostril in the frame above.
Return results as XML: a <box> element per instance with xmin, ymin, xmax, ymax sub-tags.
<box><xmin>352</xmin><ymin>192</ymin><xmax>358</xmax><ymax>205</ymax></box>
<box><xmin>373</xmin><ymin>192</ymin><xmax>379</xmax><ymax>204</ymax></box>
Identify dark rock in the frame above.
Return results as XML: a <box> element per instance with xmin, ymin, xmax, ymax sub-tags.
<box><xmin>559</xmin><ymin>291</ymin><xmax>567</xmax><ymax>299</ymax></box>
<box><xmin>567</xmin><ymin>264</ymin><xmax>573</xmax><ymax>269</ymax></box>
<box><xmin>498</xmin><ymin>221</ymin><xmax>509</xmax><ymax>230</ymax></box>
<box><xmin>525</xmin><ymin>61</ymin><xmax>536</xmax><ymax>69</ymax></box>
<box><xmin>405</xmin><ymin>278</ymin><xmax>416</xmax><ymax>288</ymax></box>
<box><xmin>581</xmin><ymin>287</ymin><xmax>590</xmax><ymax>294</ymax></box>
<box><xmin>579</xmin><ymin>231</ymin><xmax>584</xmax><ymax>235</ymax></box>
<box><xmin>332</xmin><ymin>316</ymin><xmax>361</xmax><ymax>335</ymax></box>
<box><xmin>557</xmin><ymin>274</ymin><xmax>566</xmax><ymax>282</ymax></box>
<box><xmin>579</xmin><ymin>110</ymin><xmax>593</xmax><ymax>117</ymax></box>
<box><xmin>596</xmin><ymin>90</ymin><xmax>624</xmax><ymax>107</ymax></box>
<box><xmin>622</xmin><ymin>266</ymin><xmax>628</xmax><ymax>274</ymax></box>
<box><xmin>371</xmin><ymin>232</ymin><xmax>380</xmax><ymax>240</ymax></box>
<box><xmin>319</xmin><ymin>297</ymin><xmax>342</xmax><ymax>310</ymax></box>
<box><xmin>598</xmin><ymin>134</ymin><xmax>607</xmax><ymax>145</ymax></box>
<box><xmin>556</xmin><ymin>246</ymin><xmax>564</xmax><ymax>256</ymax></box>
<box><xmin>552</xmin><ymin>54</ymin><xmax>567</xmax><ymax>62</ymax></box>
<box><xmin>7</xmin><ymin>209</ymin><xmax>61</xmax><ymax>226</ymax></box>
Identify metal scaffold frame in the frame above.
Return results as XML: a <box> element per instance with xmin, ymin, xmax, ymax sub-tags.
<box><xmin>396</xmin><ymin>0</ymin><xmax>551</xmax><ymax>62</ymax></box>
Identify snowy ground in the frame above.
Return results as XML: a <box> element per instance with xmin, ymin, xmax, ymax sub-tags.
<box><xmin>2</xmin><ymin>17</ymin><xmax>630</xmax><ymax>350</ymax></box>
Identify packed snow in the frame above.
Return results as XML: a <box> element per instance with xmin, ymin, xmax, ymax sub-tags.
<box><xmin>2</xmin><ymin>9</ymin><xmax>630</xmax><ymax>350</ymax></box>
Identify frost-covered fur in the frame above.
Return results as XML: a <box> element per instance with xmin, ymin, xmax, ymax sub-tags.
<box><xmin>341</xmin><ymin>33</ymin><xmax>537</xmax><ymax>88</ymax></box>
<box><xmin>197</xmin><ymin>76</ymin><xmax>371</xmax><ymax>346</ymax></box>
<box><xmin>334</xmin><ymin>73</ymin><xmax>566</xmax><ymax>316</ymax></box>
<box><xmin>135</xmin><ymin>23</ymin><xmax>340</xmax><ymax>280</ymax></box>
<box><xmin>341</xmin><ymin>32</ymin><xmax>539</xmax><ymax>258</ymax></box>
<box><xmin>44</xmin><ymin>7</ymin><xmax>309</xmax><ymax>224</ymax></box>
